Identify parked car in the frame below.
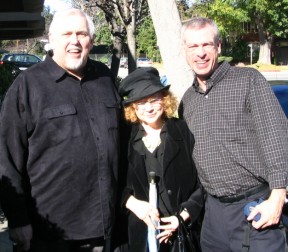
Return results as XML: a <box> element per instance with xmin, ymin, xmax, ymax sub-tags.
<box><xmin>137</xmin><ymin>57</ymin><xmax>153</xmax><ymax>68</ymax></box>
<box><xmin>268</xmin><ymin>80</ymin><xmax>288</xmax><ymax>118</ymax></box>
<box><xmin>120</xmin><ymin>57</ymin><xmax>128</xmax><ymax>68</ymax></box>
<box><xmin>0</xmin><ymin>53</ymin><xmax>42</xmax><ymax>71</ymax></box>
<box><xmin>271</xmin><ymin>85</ymin><xmax>288</xmax><ymax>118</ymax></box>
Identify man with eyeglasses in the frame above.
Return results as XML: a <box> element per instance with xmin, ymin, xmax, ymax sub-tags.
<box><xmin>179</xmin><ymin>17</ymin><xmax>288</xmax><ymax>252</ymax></box>
<box><xmin>0</xmin><ymin>8</ymin><xmax>120</xmax><ymax>252</ymax></box>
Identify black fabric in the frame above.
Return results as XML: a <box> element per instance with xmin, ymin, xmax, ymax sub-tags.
<box><xmin>122</xmin><ymin>118</ymin><xmax>204</xmax><ymax>252</ymax></box>
<box><xmin>118</xmin><ymin>67</ymin><xmax>170</xmax><ymax>105</ymax></box>
<box><xmin>170</xmin><ymin>214</ymin><xmax>201</xmax><ymax>252</ymax></box>
<box><xmin>201</xmin><ymin>192</ymin><xmax>285</xmax><ymax>252</ymax></box>
<box><xmin>143</xmin><ymin>141</ymin><xmax>173</xmax><ymax>217</ymax></box>
<box><xmin>0</xmin><ymin>54</ymin><xmax>120</xmax><ymax>240</ymax></box>
<box><xmin>212</xmin><ymin>183</ymin><xmax>269</xmax><ymax>203</ymax></box>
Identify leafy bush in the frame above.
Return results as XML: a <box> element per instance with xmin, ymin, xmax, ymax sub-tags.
<box><xmin>0</xmin><ymin>64</ymin><xmax>20</xmax><ymax>106</ymax></box>
<box><xmin>218</xmin><ymin>56</ymin><xmax>233</xmax><ymax>63</ymax></box>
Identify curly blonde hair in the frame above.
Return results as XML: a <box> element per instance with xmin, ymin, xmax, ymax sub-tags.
<box><xmin>123</xmin><ymin>90</ymin><xmax>178</xmax><ymax>123</ymax></box>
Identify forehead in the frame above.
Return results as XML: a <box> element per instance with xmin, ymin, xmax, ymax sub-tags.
<box><xmin>136</xmin><ymin>92</ymin><xmax>163</xmax><ymax>102</ymax></box>
<box><xmin>184</xmin><ymin>26</ymin><xmax>216</xmax><ymax>44</ymax></box>
<box><xmin>54</xmin><ymin>13</ymin><xmax>89</xmax><ymax>34</ymax></box>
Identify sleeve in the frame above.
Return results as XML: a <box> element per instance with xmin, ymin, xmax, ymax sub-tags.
<box><xmin>180</xmin><ymin>181</ymin><xmax>204</xmax><ymax>224</ymax></box>
<box><xmin>0</xmin><ymin>75</ymin><xmax>31</xmax><ymax>228</ymax></box>
<box><xmin>177</xmin><ymin>120</ymin><xmax>204</xmax><ymax>223</ymax></box>
<box><xmin>249</xmin><ymin>70</ymin><xmax>288</xmax><ymax>189</ymax></box>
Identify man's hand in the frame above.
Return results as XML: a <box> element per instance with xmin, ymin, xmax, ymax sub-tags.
<box><xmin>247</xmin><ymin>188</ymin><xmax>286</xmax><ymax>229</ymax></box>
<box><xmin>126</xmin><ymin>196</ymin><xmax>160</xmax><ymax>228</ymax></box>
<box><xmin>9</xmin><ymin>224</ymin><xmax>33</xmax><ymax>251</ymax></box>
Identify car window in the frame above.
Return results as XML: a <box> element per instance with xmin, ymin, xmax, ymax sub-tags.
<box><xmin>27</xmin><ymin>56</ymin><xmax>39</xmax><ymax>63</ymax></box>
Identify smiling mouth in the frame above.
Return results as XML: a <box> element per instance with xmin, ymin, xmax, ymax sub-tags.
<box><xmin>67</xmin><ymin>49</ymin><xmax>82</xmax><ymax>54</ymax></box>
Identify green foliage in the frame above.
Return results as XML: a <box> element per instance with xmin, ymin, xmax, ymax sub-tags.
<box><xmin>218</xmin><ymin>56</ymin><xmax>233</xmax><ymax>63</ymax></box>
<box><xmin>229</xmin><ymin>38</ymin><xmax>249</xmax><ymax>62</ymax></box>
<box><xmin>0</xmin><ymin>64</ymin><xmax>20</xmax><ymax>105</ymax></box>
<box><xmin>193</xmin><ymin>0</ymin><xmax>249</xmax><ymax>37</ymax></box>
<box><xmin>177</xmin><ymin>0</ymin><xmax>192</xmax><ymax>20</ymax></box>
<box><xmin>136</xmin><ymin>17</ymin><xmax>161</xmax><ymax>61</ymax></box>
<box><xmin>94</xmin><ymin>24</ymin><xmax>113</xmax><ymax>46</ymax></box>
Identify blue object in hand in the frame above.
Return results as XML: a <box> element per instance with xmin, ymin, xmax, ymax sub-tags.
<box><xmin>243</xmin><ymin>198</ymin><xmax>264</xmax><ymax>222</ymax></box>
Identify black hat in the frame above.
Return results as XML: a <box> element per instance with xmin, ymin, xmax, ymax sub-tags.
<box><xmin>118</xmin><ymin>67</ymin><xmax>170</xmax><ymax>105</ymax></box>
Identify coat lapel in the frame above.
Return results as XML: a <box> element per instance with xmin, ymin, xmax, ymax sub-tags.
<box><xmin>130</xmin><ymin>125</ymin><xmax>149</xmax><ymax>195</ymax></box>
<box><xmin>163</xmin><ymin>120</ymin><xmax>182</xmax><ymax>176</ymax></box>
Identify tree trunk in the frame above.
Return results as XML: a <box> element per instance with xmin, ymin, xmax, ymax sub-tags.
<box><xmin>256</xmin><ymin>16</ymin><xmax>271</xmax><ymax>64</ymax></box>
<box><xmin>258</xmin><ymin>40</ymin><xmax>271</xmax><ymax>64</ymax></box>
<box><xmin>111</xmin><ymin>35</ymin><xmax>122</xmax><ymax>80</ymax></box>
<box><xmin>147</xmin><ymin>0</ymin><xmax>193</xmax><ymax>100</ymax></box>
<box><xmin>126</xmin><ymin>14</ymin><xmax>137</xmax><ymax>73</ymax></box>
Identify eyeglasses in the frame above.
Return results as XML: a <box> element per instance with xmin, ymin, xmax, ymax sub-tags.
<box><xmin>134</xmin><ymin>97</ymin><xmax>163</xmax><ymax>110</ymax></box>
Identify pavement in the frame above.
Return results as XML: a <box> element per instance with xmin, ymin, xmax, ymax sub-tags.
<box><xmin>260</xmin><ymin>70</ymin><xmax>288</xmax><ymax>81</ymax></box>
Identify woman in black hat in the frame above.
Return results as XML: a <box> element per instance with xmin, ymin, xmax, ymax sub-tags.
<box><xmin>118</xmin><ymin>67</ymin><xmax>203</xmax><ymax>252</ymax></box>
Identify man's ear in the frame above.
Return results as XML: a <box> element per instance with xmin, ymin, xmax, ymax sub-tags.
<box><xmin>89</xmin><ymin>35</ymin><xmax>95</xmax><ymax>50</ymax></box>
<box><xmin>48</xmin><ymin>33</ymin><xmax>55</xmax><ymax>50</ymax></box>
<box><xmin>217</xmin><ymin>41</ymin><xmax>222</xmax><ymax>55</ymax></box>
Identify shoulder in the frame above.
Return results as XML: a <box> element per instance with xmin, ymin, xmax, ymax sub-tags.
<box><xmin>166</xmin><ymin>118</ymin><xmax>192</xmax><ymax>135</ymax></box>
<box><xmin>88</xmin><ymin>59</ymin><xmax>114</xmax><ymax>78</ymax></box>
<box><xmin>227</xmin><ymin>65</ymin><xmax>265</xmax><ymax>81</ymax></box>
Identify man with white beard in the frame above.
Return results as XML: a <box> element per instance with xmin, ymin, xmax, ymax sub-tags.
<box><xmin>0</xmin><ymin>8</ymin><xmax>120</xmax><ymax>252</ymax></box>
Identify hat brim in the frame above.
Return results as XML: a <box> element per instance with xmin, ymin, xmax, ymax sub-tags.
<box><xmin>122</xmin><ymin>85</ymin><xmax>170</xmax><ymax>105</ymax></box>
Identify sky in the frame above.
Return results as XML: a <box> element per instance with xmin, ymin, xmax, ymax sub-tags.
<box><xmin>44</xmin><ymin>0</ymin><xmax>72</xmax><ymax>12</ymax></box>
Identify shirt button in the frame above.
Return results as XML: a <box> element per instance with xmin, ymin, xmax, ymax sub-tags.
<box><xmin>167</xmin><ymin>190</ymin><xmax>172</xmax><ymax>195</ymax></box>
<box><xmin>90</xmin><ymin>117</ymin><xmax>94</xmax><ymax>122</ymax></box>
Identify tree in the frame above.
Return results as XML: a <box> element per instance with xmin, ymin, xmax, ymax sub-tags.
<box><xmin>71</xmin><ymin>0</ymin><xmax>149</xmax><ymax>78</ymax></box>
<box><xmin>147</xmin><ymin>0</ymin><xmax>194</xmax><ymax>100</ymax></box>
<box><xmin>136</xmin><ymin>16</ymin><xmax>160</xmax><ymax>61</ymax></box>
<box><xmin>193</xmin><ymin>0</ymin><xmax>249</xmax><ymax>37</ymax></box>
<box><xmin>244</xmin><ymin>0</ymin><xmax>288</xmax><ymax>64</ymax></box>
<box><xmin>194</xmin><ymin>0</ymin><xmax>288</xmax><ymax>64</ymax></box>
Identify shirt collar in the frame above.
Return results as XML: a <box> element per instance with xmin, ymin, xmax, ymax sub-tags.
<box><xmin>133</xmin><ymin>122</ymin><xmax>167</xmax><ymax>142</ymax></box>
<box><xmin>192</xmin><ymin>61</ymin><xmax>231</xmax><ymax>93</ymax></box>
<box><xmin>44</xmin><ymin>54</ymin><xmax>92</xmax><ymax>82</ymax></box>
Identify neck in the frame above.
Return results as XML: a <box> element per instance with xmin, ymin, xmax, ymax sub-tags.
<box><xmin>141</xmin><ymin>120</ymin><xmax>164</xmax><ymax>136</ymax></box>
<box><xmin>196</xmin><ymin>77</ymin><xmax>206</xmax><ymax>91</ymax></box>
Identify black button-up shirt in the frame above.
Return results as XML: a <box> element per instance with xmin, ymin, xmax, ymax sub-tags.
<box><xmin>0</xmin><ymin>55</ymin><xmax>120</xmax><ymax>240</ymax></box>
<box><xmin>180</xmin><ymin>61</ymin><xmax>288</xmax><ymax>197</ymax></box>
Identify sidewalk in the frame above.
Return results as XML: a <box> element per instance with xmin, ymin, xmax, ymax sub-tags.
<box><xmin>260</xmin><ymin>70</ymin><xmax>288</xmax><ymax>81</ymax></box>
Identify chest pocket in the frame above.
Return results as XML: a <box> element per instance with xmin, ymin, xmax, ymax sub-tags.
<box><xmin>44</xmin><ymin>103</ymin><xmax>81</xmax><ymax>144</ymax></box>
<box><xmin>103</xmin><ymin>101</ymin><xmax>120</xmax><ymax>129</ymax></box>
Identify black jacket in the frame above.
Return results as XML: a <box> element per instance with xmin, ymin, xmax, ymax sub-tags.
<box><xmin>122</xmin><ymin>118</ymin><xmax>203</xmax><ymax>252</ymax></box>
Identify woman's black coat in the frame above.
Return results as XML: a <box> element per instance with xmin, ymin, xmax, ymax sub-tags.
<box><xmin>122</xmin><ymin>118</ymin><xmax>204</xmax><ymax>252</ymax></box>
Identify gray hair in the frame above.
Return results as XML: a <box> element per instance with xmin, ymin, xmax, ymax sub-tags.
<box><xmin>181</xmin><ymin>17</ymin><xmax>219</xmax><ymax>45</ymax></box>
<box><xmin>49</xmin><ymin>8</ymin><xmax>95</xmax><ymax>39</ymax></box>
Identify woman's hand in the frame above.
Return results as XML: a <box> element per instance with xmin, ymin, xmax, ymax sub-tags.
<box><xmin>157</xmin><ymin>209</ymin><xmax>190</xmax><ymax>244</ymax></box>
<box><xmin>157</xmin><ymin>216</ymin><xmax>179</xmax><ymax>244</ymax></box>
<box><xmin>126</xmin><ymin>196</ymin><xmax>160</xmax><ymax>228</ymax></box>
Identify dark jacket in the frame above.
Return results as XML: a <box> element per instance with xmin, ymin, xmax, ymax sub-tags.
<box><xmin>0</xmin><ymin>55</ymin><xmax>120</xmax><ymax>240</ymax></box>
<box><xmin>122</xmin><ymin>118</ymin><xmax>203</xmax><ymax>252</ymax></box>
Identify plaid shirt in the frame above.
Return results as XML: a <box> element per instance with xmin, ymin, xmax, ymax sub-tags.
<box><xmin>180</xmin><ymin>61</ymin><xmax>288</xmax><ymax>197</ymax></box>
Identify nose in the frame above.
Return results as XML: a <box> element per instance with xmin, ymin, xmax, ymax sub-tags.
<box><xmin>70</xmin><ymin>33</ymin><xmax>79</xmax><ymax>43</ymax></box>
<box><xmin>195</xmin><ymin>45</ymin><xmax>206</xmax><ymax>57</ymax></box>
<box><xmin>144</xmin><ymin>102</ymin><xmax>154</xmax><ymax>111</ymax></box>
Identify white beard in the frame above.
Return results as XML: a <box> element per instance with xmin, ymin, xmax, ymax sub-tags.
<box><xmin>66</xmin><ymin>57</ymin><xmax>86</xmax><ymax>71</ymax></box>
